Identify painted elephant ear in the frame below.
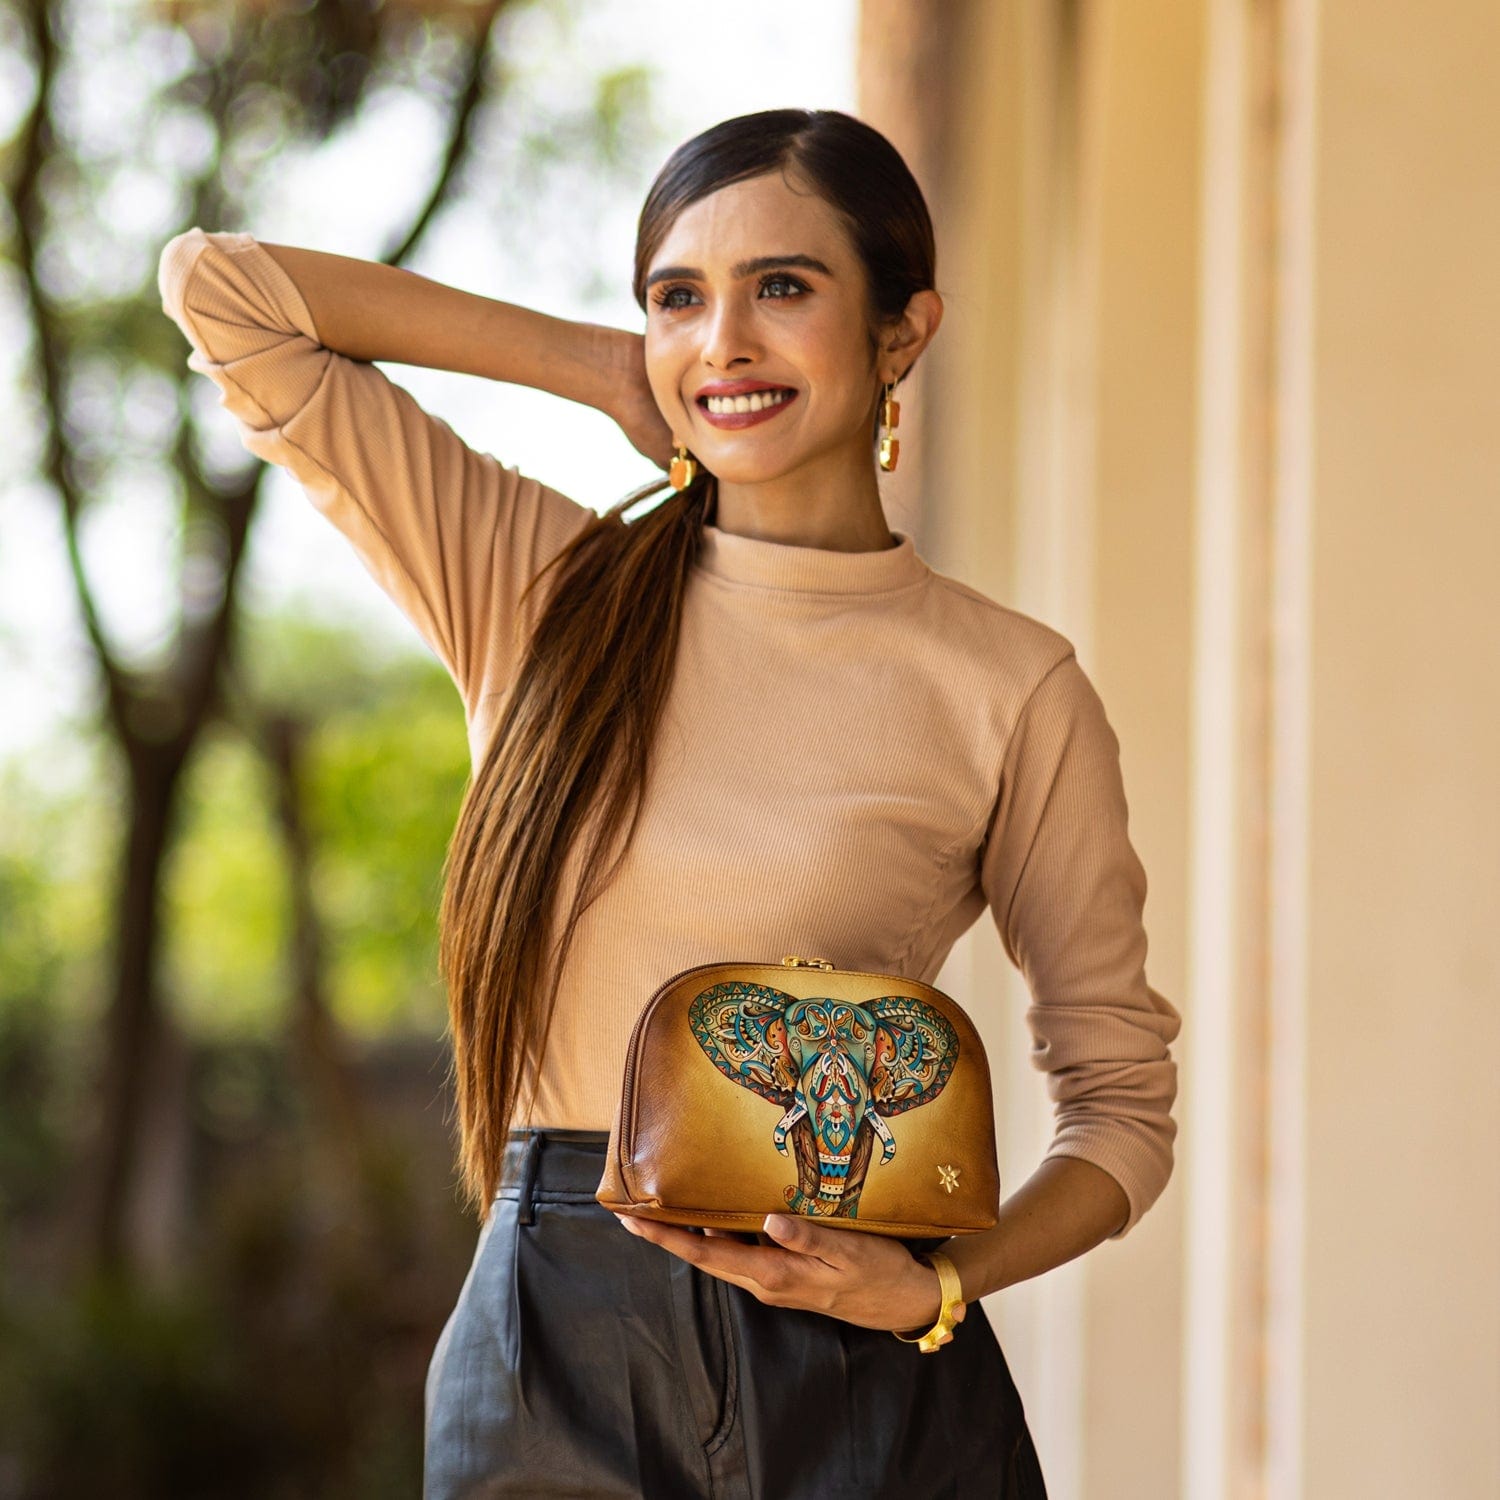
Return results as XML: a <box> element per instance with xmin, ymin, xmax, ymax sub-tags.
<box><xmin>867</xmin><ymin>996</ymin><xmax>960</xmax><ymax>1116</ymax></box>
<box><xmin>688</xmin><ymin>981</ymin><xmax>798</xmax><ymax>1106</ymax></box>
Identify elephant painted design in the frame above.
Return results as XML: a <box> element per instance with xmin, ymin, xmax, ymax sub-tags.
<box><xmin>688</xmin><ymin>981</ymin><xmax>959</xmax><ymax>1219</ymax></box>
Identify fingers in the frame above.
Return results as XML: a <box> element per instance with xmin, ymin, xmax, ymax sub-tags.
<box><xmin>760</xmin><ymin>1213</ymin><xmax>862</xmax><ymax>1270</ymax></box>
<box><xmin>615</xmin><ymin>1213</ymin><xmax>832</xmax><ymax>1305</ymax></box>
<box><xmin>620</xmin><ymin>1215</ymin><xmax>770</xmax><ymax>1274</ymax></box>
<box><xmin>620</xmin><ymin>1210</ymin><xmax>895</xmax><ymax>1282</ymax></box>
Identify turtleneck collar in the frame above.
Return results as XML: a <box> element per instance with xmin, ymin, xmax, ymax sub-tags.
<box><xmin>691</xmin><ymin>522</ymin><xmax>929</xmax><ymax>595</ymax></box>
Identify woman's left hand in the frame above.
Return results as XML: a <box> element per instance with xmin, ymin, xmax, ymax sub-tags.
<box><xmin>613</xmin><ymin>1211</ymin><xmax>966</xmax><ymax>1335</ymax></box>
<box><xmin>599</xmin><ymin>328</ymin><xmax>676</xmax><ymax>471</ymax></box>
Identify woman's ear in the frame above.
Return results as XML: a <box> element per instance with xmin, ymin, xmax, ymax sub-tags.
<box><xmin>882</xmin><ymin>288</ymin><xmax>944</xmax><ymax>382</ymax></box>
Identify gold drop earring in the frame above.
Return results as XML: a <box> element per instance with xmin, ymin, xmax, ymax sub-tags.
<box><xmin>669</xmin><ymin>439</ymin><xmax>697</xmax><ymax>491</ymax></box>
<box><xmin>877</xmin><ymin>380</ymin><xmax>901</xmax><ymax>472</ymax></box>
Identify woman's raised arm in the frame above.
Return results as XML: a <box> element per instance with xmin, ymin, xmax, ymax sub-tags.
<box><xmin>254</xmin><ymin>240</ymin><xmax>631</xmax><ymax>420</ymax></box>
<box><xmin>157</xmin><ymin>228</ymin><xmax>668</xmax><ymax>732</ymax></box>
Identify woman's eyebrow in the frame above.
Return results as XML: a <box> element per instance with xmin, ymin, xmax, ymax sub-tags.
<box><xmin>645</xmin><ymin>253</ymin><xmax>833</xmax><ymax>290</ymax></box>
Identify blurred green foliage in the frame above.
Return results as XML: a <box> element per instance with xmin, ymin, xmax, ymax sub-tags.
<box><xmin>165</xmin><ymin>612</ymin><xmax>473</xmax><ymax>1042</ymax></box>
<box><xmin>2</xmin><ymin>611</ymin><xmax>473</xmax><ymax>1047</ymax></box>
<box><xmin>0</xmin><ymin>615</ymin><xmax>482</xmax><ymax>1494</ymax></box>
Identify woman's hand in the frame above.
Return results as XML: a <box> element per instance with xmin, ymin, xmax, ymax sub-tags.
<box><xmin>613</xmin><ymin>1211</ymin><xmax>966</xmax><ymax>1336</ymax></box>
<box><xmin>598</xmin><ymin>328</ymin><xmax>675</xmax><ymax>472</ymax></box>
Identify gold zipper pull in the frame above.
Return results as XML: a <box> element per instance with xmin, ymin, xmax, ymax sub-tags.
<box><xmin>781</xmin><ymin>954</ymin><xmax>834</xmax><ymax>970</ymax></box>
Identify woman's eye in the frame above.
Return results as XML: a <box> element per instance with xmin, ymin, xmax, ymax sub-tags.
<box><xmin>653</xmin><ymin>285</ymin><xmax>695</xmax><ymax>311</ymax></box>
<box><xmin>759</xmin><ymin>272</ymin><xmax>807</xmax><ymax>299</ymax></box>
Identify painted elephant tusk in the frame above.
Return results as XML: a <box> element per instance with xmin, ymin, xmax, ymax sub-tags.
<box><xmin>772</xmin><ymin>1100</ymin><xmax>807</xmax><ymax>1156</ymax></box>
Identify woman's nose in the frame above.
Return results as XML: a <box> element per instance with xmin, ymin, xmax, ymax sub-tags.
<box><xmin>701</xmin><ymin>294</ymin><xmax>762</xmax><ymax>370</ymax></box>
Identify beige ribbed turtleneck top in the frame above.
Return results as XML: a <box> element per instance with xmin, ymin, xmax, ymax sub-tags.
<box><xmin>158</xmin><ymin>227</ymin><xmax>1181</xmax><ymax>1238</ymax></box>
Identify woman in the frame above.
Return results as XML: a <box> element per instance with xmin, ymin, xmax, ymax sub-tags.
<box><xmin>158</xmin><ymin>107</ymin><xmax>1181</xmax><ymax>1499</ymax></box>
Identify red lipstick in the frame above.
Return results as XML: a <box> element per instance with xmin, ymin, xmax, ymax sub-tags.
<box><xmin>694</xmin><ymin>379</ymin><xmax>799</xmax><ymax>430</ymax></box>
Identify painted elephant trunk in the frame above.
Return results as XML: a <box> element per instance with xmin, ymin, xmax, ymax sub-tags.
<box><xmin>787</xmin><ymin>1046</ymin><xmax>878</xmax><ymax>1215</ymax></box>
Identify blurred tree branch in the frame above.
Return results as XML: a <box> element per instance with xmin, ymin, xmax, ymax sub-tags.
<box><xmin>384</xmin><ymin>2</ymin><xmax>504</xmax><ymax>265</ymax></box>
<box><xmin>3</xmin><ymin>0</ymin><xmax>508</xmax><ymax>1281</ymax></box>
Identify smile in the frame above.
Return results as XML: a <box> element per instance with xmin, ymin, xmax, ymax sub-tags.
<box><xmin>696</xmin><ymin>388</ymin><xmax>798</xmax><ymax>429</ymax></box>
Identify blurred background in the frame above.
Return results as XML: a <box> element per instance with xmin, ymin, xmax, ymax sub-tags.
<box><xmin>0</xmin><ymin>1</ymin><xmax>1494</xmax><ymax>1497</ymax></box>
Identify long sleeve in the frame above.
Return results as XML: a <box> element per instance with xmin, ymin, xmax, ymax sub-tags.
<box><xmin>980</xmin><ymin>650</ymin><xmax>1182</xmax><ymax>1238</ymax></box>
<box><xmin>156</xmin><ymin>227</ymin><xmax>597</xmax><ymax>714</ymax></box>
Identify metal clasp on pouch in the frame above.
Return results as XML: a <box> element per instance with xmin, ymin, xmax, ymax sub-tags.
<box><xmin>781</xmin><ymin>954</ymin><xmax>834</xmax><ymax>970</ymax></box>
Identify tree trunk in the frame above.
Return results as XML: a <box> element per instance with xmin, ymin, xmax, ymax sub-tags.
<box><xmin>83</xmin><ymin>743</ymin><xmax>187</xmax><ymax>1278</ymax></box>
<box><xmin>264</xmin><ymin>711</ymin><xmax>369</xmax><ymax>1236</ymax></box>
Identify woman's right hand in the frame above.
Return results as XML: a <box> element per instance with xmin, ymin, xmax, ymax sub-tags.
<box><xmin>600</xmin><ymin>328</ymin><xmax>676</xmax><ymax>473</ymax></box>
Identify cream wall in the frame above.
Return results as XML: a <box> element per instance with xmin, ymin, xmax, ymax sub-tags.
<box><xmin>860</xmin><ymin>2</ymin><xmax>1500</xmax><ymax>1497</ymax></box>
<box><xmin>1301</xmin><ymin>3</ymin><xmax>1499</xmax><ymax>1494</ymax></box>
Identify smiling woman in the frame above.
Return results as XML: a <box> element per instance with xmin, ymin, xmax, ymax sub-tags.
<box><xmin>158</xmin><ymin>105</ymin><xmax>1178</xmax><ymax>1499</ymax></box>
<box><xmin>636</xmin><ymin>153</ymin><xmax>942</xmax><ymax>545</ymax></box>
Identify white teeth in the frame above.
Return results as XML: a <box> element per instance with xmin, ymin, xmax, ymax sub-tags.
<box><xmin>704</xmin><ymin>389</ymin><xmax>791</xmax><ymax>415</ymax></box>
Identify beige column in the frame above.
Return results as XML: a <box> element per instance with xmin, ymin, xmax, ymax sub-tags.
<box><xmin>1182</xmin><ymin>1</ymin><xmax>1297</xmax><ymax>1493</ymax></box>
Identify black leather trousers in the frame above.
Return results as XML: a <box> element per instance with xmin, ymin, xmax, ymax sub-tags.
<box><xmin>424</xmin><ymin>1128</ymin><xmax>1048</xmax><ymax>1499</ymax></box>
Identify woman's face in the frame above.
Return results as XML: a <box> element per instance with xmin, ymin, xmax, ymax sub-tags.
<box><xmin>642</xmin><ymin>169</ymin><xmax>885</xmax><ymax>488</ymax></box>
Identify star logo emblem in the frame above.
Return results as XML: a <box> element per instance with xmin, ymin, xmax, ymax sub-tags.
<box><xmin>937</xmin><ymin>1163</ymin><xmax>960</xmax><ymax>1194</ymax></box>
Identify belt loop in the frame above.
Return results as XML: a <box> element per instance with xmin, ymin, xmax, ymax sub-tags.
<box><xmin>515</xmin><ymin>1130</ymin><xmax>544</xmax><ymax>1226</ymax></box>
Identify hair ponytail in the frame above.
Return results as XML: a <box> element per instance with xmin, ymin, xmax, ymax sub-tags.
<box><xmin>437</xmin><ymin>466</ymin><xmax>714</xmax><ymax>1217</ymax></box>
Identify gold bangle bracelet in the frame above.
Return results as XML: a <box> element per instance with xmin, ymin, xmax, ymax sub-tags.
<box><xmin>891</xmin><ymin>1249</ymin><xmax>965</xmax><ymax>1354</ymax></box>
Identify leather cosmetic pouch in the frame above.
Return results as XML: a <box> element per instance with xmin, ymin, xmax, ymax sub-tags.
<box><xmin>596</xmin><ymin>955</ymin><xmax>1000</xmax><ymax>1238</ymax></box>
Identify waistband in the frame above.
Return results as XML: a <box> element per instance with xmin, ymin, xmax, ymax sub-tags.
<box><xmin>496</xmin><ymin>1127</ymin><xmax>612</xmax><ymax>1224</ymax></box>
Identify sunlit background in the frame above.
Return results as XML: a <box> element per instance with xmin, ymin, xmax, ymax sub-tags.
<box><xmin>3</xmin><ymin>2</ymin><xmax>1497</xmax><ymax>1498</ymax></box>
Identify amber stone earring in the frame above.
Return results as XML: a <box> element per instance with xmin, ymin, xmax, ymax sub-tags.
<box><xmin>669</xmin><ymin>441</ymin><xmax>697</xmax><ymax>491</ymax></box>
<box><xmin>877</xmin><ymin>381</ymin><xmax>901</xmax><ymax>472</ymax></box>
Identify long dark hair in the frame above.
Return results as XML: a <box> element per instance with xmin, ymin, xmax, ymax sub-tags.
<box><xmin>436</xmin><ymin>108</ymin><xmax>938</xmax><ymax>1218</ymax></box>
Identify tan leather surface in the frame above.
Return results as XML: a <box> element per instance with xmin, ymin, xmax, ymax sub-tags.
<box><xmin>596</xmin><ymin>959</ymin><xmax>1000</xmax><ymax>1237</ymax></box>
